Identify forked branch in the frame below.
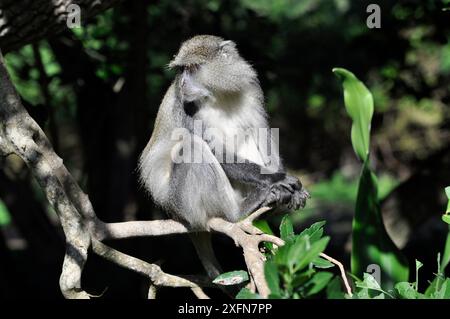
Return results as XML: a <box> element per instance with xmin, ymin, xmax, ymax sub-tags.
<box><xmin>0</xmin><ymin>49</ymin><xmax>284</xmax><ymax>298</ymax></box>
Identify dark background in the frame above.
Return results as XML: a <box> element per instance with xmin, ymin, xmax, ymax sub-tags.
<box><xmin>1</xmin><ymin>0</ymin><xmax>449</xmax><ymax>298</ymax></box>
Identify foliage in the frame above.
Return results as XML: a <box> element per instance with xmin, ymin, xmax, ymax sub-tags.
<box><xmin>334</xmin><ymin>68</ymin><xmax>409</xmax><ymax>288</ymax></box>
<box><xmin>0</xmin><ymin>200</ymin><xmax>11</xmax><ymax>226</ymax></box>
<box><xmin>234</xmin><ymin>217</ymin><xmax>342</xmax><ymax>299</ymax></box>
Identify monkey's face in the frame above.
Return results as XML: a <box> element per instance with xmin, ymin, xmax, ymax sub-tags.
<box><xmin>169</xmin><ymin>35</ymin><xmax>257</xmax><ymax>101</ymax></box>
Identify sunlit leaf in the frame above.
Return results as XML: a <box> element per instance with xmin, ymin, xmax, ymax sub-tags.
<box><xmin>280</xmin><ymin>215</ymin><xmax>294</xmax><ymax>243</ymax></box>
<box><xmin>333</xmin><ymin>67</ymin><xmax>373</xmax><ymax>162</ymax></box>
<box><xmin>395</xmin><ymin>282</ymin><xmax>425</xmax><ymax>299</ymax></box>
<box><xmin>298</xmin><ymin>221</ymin><xmax>326</xmax><ymax>244</ymax></box>
<box><xmin>294</xmin><ymin>237</ymin><xmax>330</xmax><ymax>271</ymax></box>
<box><xmin>334</xmin><ymin>68</ymin><xmax>409</xmax><ymax>289</ymax></box>
<box><xmin>312</xmin><ymin>256</ymin><xmax>335</xmax><ymax>269</ymax></box>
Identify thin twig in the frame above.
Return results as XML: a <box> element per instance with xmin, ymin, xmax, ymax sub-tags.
<box><xmin>191</xmin><ymin>287</ymin><xmax>210</xmax><ymax>299</ymax></box>
<box><xmin>320</xmin><ymin>252</ymin><xmax>353</xmax><ymax>297</ymax></box>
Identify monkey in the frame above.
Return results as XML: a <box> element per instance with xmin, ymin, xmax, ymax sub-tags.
<box><xmin>139</xmin><ymin>35</ymin><xmax>310</xmax><ymax>278</ymax></box>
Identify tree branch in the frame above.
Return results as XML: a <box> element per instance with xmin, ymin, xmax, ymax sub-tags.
<box><xmin>208</xmin><ymin>208</ymin><xmax>284</xmax><ymax>298</ymax></box>
<box><xmin>0</xmin><ymin>0</ymin><xmax>123</xmax><ymax>53</ymax></box>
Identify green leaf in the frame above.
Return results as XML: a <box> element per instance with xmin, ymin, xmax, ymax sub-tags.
<box><xmin>333</xmin><ymin>67</ymin><xmax>374</xmax><ymax>162</ymax></box>
<box><xmin>0</xmin><ymin>200</ymin><xmax>11</xmax><ymax>226</ymax></box>
<box><xmin>441</xmin><ymin>188</ymin><xmax>450</xmax><ymax>271</ymax></box>
<box><xmin>253</xmin><ymin>219</ymin><xmax>274</xmax><ymax>251</ymax></box>
<box><xmin>294</xmin><ymin>237</ymin><xmax>330</xmax><ymax>272</ymax></box>
<box><xmin>304</xmin><ymin>271</ymin><xmax>334</xmax><ymax>296</ymax></box>
<box><xmin>355</xmin><ymin>273</ymin><xmax>393</xmax><ymax>299</ymax></box>
<box><xmin>443</xmin><ymin>215</ymin><xmax>450</xmax><ymax>224</ymax></box>
<box><xmin>351</xmin><ymin>160</ymin><xmax>409</xmax><ymax>289</ymax></box>
<box><xmin>213</xmin><ymin>270</ymin><xmax>249</xmax><ymax>286</ymax></box>
<box><xmin>312</xmin><ymin>256</ymin><xmax>335</xmax><ymax>269</ymax></box>
<box><xmin>431</xmin><ymin>278</ymin><xmax>450</xmax><ymax>299</ymax></box>
<box><xmin>334</xmin><ymin>67</ymin><xmax>408</xmax><ymax>288</ymax></box>
<box><xmin>235</xmin><ymin>288</ymin><xmax>261</xmax><ymax>299</ymax></box>
<box><xmin>253</xmin><ymin>220</ymin><xmax>274</xmax><ymax>235</ymax></box>
<box><xmin>264</xmin><ymin>260</ymin><xmax>281</xmax><ymax>296</ymax></box>
<box><xmin>356</xmin><ymin>273</ymin><xmax>382</xmax><ymax>290</ymax></box>
<box><xmin>425</xmin><ymin>253</ymin><xmax>446</xmax><ymax>297</ymax></box>
<box><xmin>326</xmin><ymin>277</ymin><xmax>345</xmax><ymax>299</ymax></box>
<box><xmin>395</xmin><ymin>282</ymin><xmax>422</xmax><ymax>299</ymax></box>
<box><xmin>298</xmin><ymin>221</ymin><xmax>326</xmax><ymax>244</ymax></box>
<box><xmin>274</xmin><ymin>244</ymin><xmax>290</xmax><ymax>266</ymax></box>
<box><xmin>280</xmin><ymin>215</ymin><xmax>294</xmax><ymax>243</ymax></box>
<box><xmin>442</xmin><ymin>229</ymin><xmax>450</xmax><ymax>271</ymax></box>
<box><xmin>287</xmin><ymin>235</ymin><xmax>308</xmax><ymax>270</ymax></box>
<box><xmin>291</xmin><ymin>268</ymin><xmax>316</xmax><ymax>287</ymax></box>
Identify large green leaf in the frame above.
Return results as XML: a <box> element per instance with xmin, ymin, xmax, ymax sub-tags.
<box><xmin>334</xmin><ymin>68</ymin><xmax>409</xmax><ymax>289</ymax></box>
<box><xmin>352</xmin><ymin>160</ymin><xmax>409</xmax><ymax>288</ymax></box>
<box><xmin>333</xmin><ymin>68</ymin><xmax>373</xmax><ymax>162</ymax></box>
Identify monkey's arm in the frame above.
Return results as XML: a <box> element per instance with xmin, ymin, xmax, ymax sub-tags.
<box><xmin>220</xmin><ymin>157</ymin><xmax>307</xmax><ymax>212</ymax></box>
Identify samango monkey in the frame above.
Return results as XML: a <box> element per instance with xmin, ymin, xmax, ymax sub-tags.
<box><xmin>139</xmin><ymin>35</ymin><xmax>309</xmax><ymax>278</ymax></box>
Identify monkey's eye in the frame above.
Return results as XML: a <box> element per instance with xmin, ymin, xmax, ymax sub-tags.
<box><xmin>184</xmin><ymin>64</ymin><xmax>199</xmax><ymax>73</ymax></box>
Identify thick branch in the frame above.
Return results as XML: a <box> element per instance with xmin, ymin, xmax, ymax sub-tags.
<box><xmin>0</xmin><ymin>0</ymin><xmax>123</xmax><ymax>53</ymax></box>
<box><xmin>208</xmin><ymin>207</ymin><xmax>284</xmax><ymax>298</ymax></box>
<box><xmin>95</xmin><ymin>219</ymin><xmax>189</xmax><ymax>240</ymax></box>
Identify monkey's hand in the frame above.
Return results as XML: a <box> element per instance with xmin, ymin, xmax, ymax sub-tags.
<box><xmin>263</xmin><ymin>175</ymin><xmax>310</xmax><ymax>211</ymax></box>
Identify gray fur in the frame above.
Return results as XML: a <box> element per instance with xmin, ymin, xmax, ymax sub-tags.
<box><xmin>139</xmin><ymin>35</ymin><xmax>309</xmax><ymax>230</ymax></box>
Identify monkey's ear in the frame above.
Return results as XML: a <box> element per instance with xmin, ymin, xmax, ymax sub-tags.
<box><xmin>219</xmin><ymin>40</ymin><xmax>236</xmax><ymax>50</ymax></box>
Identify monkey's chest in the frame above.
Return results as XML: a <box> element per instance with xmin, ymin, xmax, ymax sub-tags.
<box><xmin>195</xmin><ymin>105</ymin><xmax>266</xmax><ymax>166</ymax></box>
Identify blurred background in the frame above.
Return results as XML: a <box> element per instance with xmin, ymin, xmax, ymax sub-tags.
<box><xmin>1</xmin><ymin>0</ymin><xmax>449</xmax><ymax>298</ymax></box>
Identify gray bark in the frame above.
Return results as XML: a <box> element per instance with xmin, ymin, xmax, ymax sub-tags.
<box><xmin>0</xmin><ymin>0</ymin><xmax>122</xmax><ymax>52</ymax></box>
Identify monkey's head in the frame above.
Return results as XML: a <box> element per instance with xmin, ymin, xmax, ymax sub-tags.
<box><xmin>169</xmin><ymin>35</ymin><xmax>257</xmax><ymax>101</ymax></box>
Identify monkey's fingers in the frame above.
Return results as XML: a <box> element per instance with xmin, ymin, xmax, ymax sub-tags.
<box><xmin>279</xmin><ymin>182</ymin><xmax>294</xmax><ymax>193</ymax></box>
<box><xmin>284</xmin><ymin>175</ymin><xmax>302</xmax><ymax>191</ymax></box>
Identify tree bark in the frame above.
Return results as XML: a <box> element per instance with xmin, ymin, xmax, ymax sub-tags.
<box><xmin>0</xmin><ymin>0</ymin><xmax>122</xmax><ymax>52</ymax></box>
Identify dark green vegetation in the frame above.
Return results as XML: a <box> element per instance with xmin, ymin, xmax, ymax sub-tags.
<box><xmin>1</xmin><ymin>0</ymin><xmax>449</xmax><ymax>298</ymax></box>
<box><xmin>219</xmin><ymin>70</ymin><xmax>450</xmax><ymax>299</ymax></box>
